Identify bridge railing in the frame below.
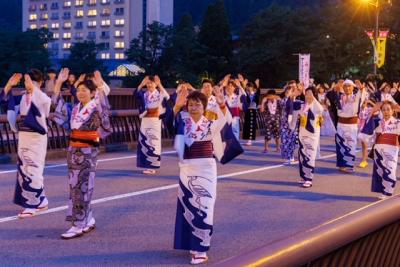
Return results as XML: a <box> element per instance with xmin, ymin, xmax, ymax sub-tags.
<box><xmin>213</xmin><ymin>194</ymin><xmax>400</xmax><ymax>267</ymax></box>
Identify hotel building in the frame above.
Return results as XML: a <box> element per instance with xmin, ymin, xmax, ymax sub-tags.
<box><xmin>22</xmin><ymin>0</ymin><xmax>174</xmax><ymax>60</ymax></box>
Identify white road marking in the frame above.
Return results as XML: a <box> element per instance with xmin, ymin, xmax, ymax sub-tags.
<box><xmin>0</xmin><ymin>151</ymin><xmax>338</xmax><ymax>223</ymax></box>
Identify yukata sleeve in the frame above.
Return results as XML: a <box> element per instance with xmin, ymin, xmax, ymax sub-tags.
<box><xmin>31</xmin><ymin>86</ymin><xmax>51</xmax><ymax>118</ymax></box>
<box><xmin>0</xmin><ymin>89</ymin><xmax>18</xmax><ymax>132</ymax></box>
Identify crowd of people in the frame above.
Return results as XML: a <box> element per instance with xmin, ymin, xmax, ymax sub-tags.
<box><xmin>1</xmin><ymin>68</ymin><xmax>399</xmax><ymax>265</ymax></box>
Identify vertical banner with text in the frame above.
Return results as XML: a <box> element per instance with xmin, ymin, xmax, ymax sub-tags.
<box><xmin>299</xmin><ymin>54</ymin><xmax>310</xmax><ymax>88</ymax></box>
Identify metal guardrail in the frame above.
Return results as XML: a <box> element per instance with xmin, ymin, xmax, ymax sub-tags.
<box><xmin>213</xmin><ymin>195</ymin><xmax>400</xmax><ymax>267</ymax></box>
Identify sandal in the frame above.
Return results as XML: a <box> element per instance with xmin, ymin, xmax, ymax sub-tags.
<box><xmin>301</xmin><ymin>181</ymin><xmax>313</xmax><ymax>188</ymax></box>
<box><xmin>142</xmin><ymin>169</ymin><xmax>156</xmax><ymax>175</ymax></box>
<box><xmin>190</xmin><ymin>255</ymin><xmax>208</xmax><ymax>265</ymax></box>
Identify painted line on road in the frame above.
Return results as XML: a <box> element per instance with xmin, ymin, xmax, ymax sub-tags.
<box><xmin>0</xmin><ymin>151</ymin><xmax>338</xmax><ymax>223</ymax></box>
<box><xmin>0</xmin><ymin>141</ymin><xmax>266</xmax><ymax>175</ymax></box>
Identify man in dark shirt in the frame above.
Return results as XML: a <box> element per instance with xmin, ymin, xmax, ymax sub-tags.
<box><xmin>325</xmin><ymin>79</ymin><xmax>344</xmax><ymax>129</ymax></box>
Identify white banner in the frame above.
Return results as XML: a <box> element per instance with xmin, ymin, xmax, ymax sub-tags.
<box><xmin>299</xmin><ymin>54</ymin><xmax>310</xmax><ymax>88</ymax></box>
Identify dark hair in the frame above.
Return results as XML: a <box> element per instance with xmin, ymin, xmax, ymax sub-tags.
<box><xmin>147</xmin><ymin>76</ymin><xmax>156</xmax><ymax>82</ymax></box>
<box><xmin>227</xmin><ymin>80</ymin><xmax>236</xmax><ymax>87</ymax></box>
<box><xmin>305</xmin><ymin>86</ymin><xmax>318</xmax><ymax>99</ymax></box>
<box><xmin>288</xmin><ymin>80</ymin><xmax>297</xmax><ymax>85</ymax></box>
<box><xmin>267</xmin><ymin>89</ymin><xmax>276</xmax><ymax>96</ymax></box>
<box><xmin>202</xmin><ymin>79</ymin><xmax>214</xmax><ymax>86</ymax></box>
<box><xmin>247</xmin><ymin>82</ymin><xmax>255</xmax><ymax>89</ymax></box>
<box><xmin>186</xmin><ymin>91</ymin><xmax>208</xmax><ymax>110</ymax></box>
<box><xmin>27</xmin><ymin>69</ymin><xmax>44</xmax><ymax>83</ymax></box>
<box><xmin>84</xmin><ymin>73</ymin><xmax>95</xmax><ymax>80</ymax></box>
<box><xmin>77</xmin><ymin>79</ymin><xmax>97</xmax><ymax>93</ymax></box>
<box><xmin>47</xmin><ymin>68</ymin><xmax>56</xmax><ymax>74</ymax></box>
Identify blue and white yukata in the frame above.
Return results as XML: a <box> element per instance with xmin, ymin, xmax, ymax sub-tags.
<box><xmin>289</xmin><ymin>99</ymin><xmax>324</xmax><ymax>182</ymax></box>
<box><xmin>0</xmin><ymin>86</ymin><xmax>51</xmax><ymax>209</ymax></box>
<box><xmin>173</xmin><ymin>106</ymin><xmax>243</xmax><ymax>253</ymax></box>
<box><xmin>335</xmin><ymin>89</ymin><xmax>366</xmax><ymax>169</ymax></box>
<box><xmin>136</xmin><ymin>89</ymin><xmax>170</xmax><ymax>170</ymax></box>
<box><xmin>361</xmin><ymin>115</ymin><xmax>400</xmax><ymax>196</ymax></box>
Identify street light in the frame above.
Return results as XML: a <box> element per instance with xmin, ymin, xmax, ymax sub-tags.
<box><xmin>361</xmin><ymin>0</ymin><xmax>392</xmax><ymax>76</ymax></box>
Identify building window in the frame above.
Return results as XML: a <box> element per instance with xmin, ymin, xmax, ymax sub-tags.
<box><xmin>115</xmin><ymin>53</ymin><xmax>124</xmax><ymax>59</ymax></box>
<box><xmin>41</xmin><ymin>24</ymin><xmax>48</xmax><ymax>29</ymax></box>
<box><xmin>63</xmin><ymin>43</ymin><xmax>71</xmax><ymax>49</ymax></box>
<box><xmin>53</xmin><ymin>33</ymin><xmax>60</xmax><ymax>39</ymax></box>
<box><xmin>30</xmin><ymin>24</ymin><xmax>37</xmax><ymax>29</ymax></box>
<box><xmin>88</xmin><ymin>32</ymin><xmax>96</xmax><ymax>40</ymax></box>
<box><xmin>101</xmin><ymin>8</ymin><xmax>110</xmax><ymax>16</ymax></box>
<box><xmin>75</xmin><ymin>21</ymin><xmax>83</xmax><ymax>29</ymax></box>
<box><xmin>88</xmin><ymin>0</ymin><xmax>97</xmax><ymax>5</ymax></box>
<box><xmin>115</xmin><ymin>19</ymin><xmax>124</xmax><ymax>26</ymax></box>
<box><xmin>75</xmin><ymin>0</ymin><xmax>84</xmax><ymax>6</ymax></box>
<box><xmin>29</xmin><ymin>14</ymin><xmax>38</xmax><ymax>21</ymax></box>
<box><xmin>114</xmin><ymin>30</ymin><xmax>124</xmax><ymax>37</ymax></box>
<box><xmin>101</xmin><ymin>53</ymin><xmax>110</xmax><ymax>59</ymax></box>
<box><xmin>114</xmin><ymin>7</ymin><xmax>124</xmax><ymax>15</ymax></box>
<box><xmin>51</xmin><ymin>43</ymin><xmax>59</xmax><ymax>50</ymax></box>
<box><xmin>63</xmin><ymin>32</ymin><xmax>72</xmax><ymax>39</ymax></box>
<box><xmin>87</xmin><ymin>9</ymin><xmax>97</xmax><ymax>17</ymax></box>
<box><xmin>29</xmin><ymin>5</ymin><xmax>36</xmax><ymax>12</ymax></box>
<box><xmin>101</xmin><ymin>19</ymin><xmax>110</xmax><ymax>27</ymax></box>
<box><xmin>63</xmin><ymin>12</ymin><xmax>71</xmax><ymax>19</ymax></box>
<box><xmin>76</xmin><ymin>10</ymin><xmax>83</xmax><ymax>17</ymax></box>
<box><xmin>51</xmin><ymin>3</ymin><xmax>59</xmax><ymax>10</ymax></box>
<box><xmin>64</xmin><ymin>1</ymin><xmax>72</xmax><ymax>8</ymax></box>
<box><xmin>88</xmin><ymin>20</ymin><xmax>97</xmax><ymax>28</ymax></box>
<box><xmin>51</xmin><ymin>13</ymin><xmax>59</xmax><ymax>20</ymax></box>
<box><xmin>51</xmin><ymin>23</ymin><xmax>60</xmax><ymax>29</ymax></box>
<box><xmin>101</xmin><ymin>0</ymin><xmax>110</xmax><ymax>4</ymax></box>
<box><xmin>100</xmin><ymin>31</ymin><xmax>110</xmax><ymax>39</ymax></box>
<box><xmin>75</xmin><ymin>32</ymin><xmax>84</xmax><ymax>39</ymax></box>
<box><xmin>63</xmin><ymin>22</ymin><xmax>72</xmax><ymax>29</ymax></box>
<box><xmin>114</xmin><ymin>41</ymin><xmax>125</xmax><ymax>49</ymax></box>
<box><xmin>40</xmin><ymin>13</ymin><xmax>49</xmax><ymax>20</ymax></box>
<box><xmin>40</xmin><ymin>4</ymin><xmax>47</xmax><ymax>10</ymax></box>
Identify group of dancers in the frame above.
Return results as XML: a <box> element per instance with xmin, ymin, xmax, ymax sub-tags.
<box><xmin>1</xmin><ymin>68</ymin><xmax>399</xmax><ymax>265</ymax></box>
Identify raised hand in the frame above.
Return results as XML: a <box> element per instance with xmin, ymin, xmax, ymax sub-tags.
<box><xmin>175</xmin><ymin>88</ymin><xmax>188</xmax><ymax>108</ymax></box>
<box><xmin>138</xmin><ymin>76</ymin><xmax>149</xmax><ymax>89</ymax></box>
<box><xmin>74</xmin><ymin>74</ymin><xmax>86</xmax><ymax>88</ymax></box>
<box><xmin>24</xmin><ymin>74</ymin><xmax>35</xmax><ymax>93</ymax></box>
<box><xmin>93</xmin><ymin>70</ymin><xmax>104</xmax><ymax>88</ymax></box>
<box><xmin>238</xmin><ymin>74</ymin><xmax>244</xmax><ymax>82</ymax></box>
<box><xmin>57</xmin><ymin>68</ymin><xmax>69</xmax><ymax>83</ymax></box>
<box><xmin>255</xmin><ymin>79</ymin><xmax>260</xmax><ymax>89</ymax></box>
<box><xmin>213</xmin><ymin>86</ymin><xmax>225</xmax><ymax>104</ymax></box>
<box><xmin>4</xmin><ymin>73</ymin><xmax>22</xmax><ymax>94</ymax></box>
<box><xmin>154</xmin><ymin>75</ymin><xmax>162</xmax><ymax>87</ymax></box>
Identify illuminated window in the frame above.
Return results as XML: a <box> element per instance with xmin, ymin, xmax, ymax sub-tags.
<box><xmin>41</xmin><ymin>24</ymin><xmax>48</xmax><ymax>28</ymax></box>
<box><xmin>101</xmin><ymin>8</ymin><xmax>110</xmax><ymax>16</ymax></box>
<box><xmin>75</xmin><ymin>32</ymin><xmax>84</xmax><ymax>39</ymax></box>
<box><xmin>101</xmin><ymin>53</ymin><xmax>110</xmax><ymax>59</ymax></box>
<box><xmin>76</xmin><ymin>10</ymin><xmax>83</xmax><ymax>17</ymax></box>
<box><xmin>115</xmin><ymin>19</ymin><xmax>124</xmax><ymax>26</ymax></box>
<box><xmin>75</xmin><ymin>0</ymin><xmax>84</xmax><ymax>6</ymax></box>
<box><xmin>101</xmin><ymin>19</ymin><xmax>110</xmax><ymax>26</ymax></box>
<box><xmin>114</xmin><ymin>41</ymin><xmax>124</xmax><ymax>48</ymax></box>
<box><xmin>115</xmin><ymin>53</ymin><xmax>124</xmax><ymax>59</ymax></box>
<box><xmin>101</xmin><ymin>0</ymin><xmax>110</xmax><ymax>4</ymax></box>
<box><xmin>89</xmin><ymin>0</ymin><xmax>97</xmax><ymax>5</ymax></box>
<box><xmin>88</xmin><ymin>20</ymin><xmax>97</xmax><ymax>27</ymax></box>
<box><xmin>30</xmin><ymin>24</ymin><xmax>37</xmax><ymax>29</ymax></box>
<box><xmin>53</xmin><ymin>33</ymin><xmax>60</xmax><ymax>39</ymax></box>
<box><xmin>88</xmin><ymin>9</ymin><xmax>97</xmax><ymax>16</ymax></box>
<box><xmin>114</xmin><ymin>30</ymin><xmax>124</xmax><ymax>37</ymax></box>
<box><xmin>44</xmin><ymin>43</ymin><xmax>49</xmax><ymax>49</ymax></box>
<box><xmin>63</xmin><ymin>32</ymin><xmax>71</xmax><ymax>39</ymax></box>
<box><xmin>64</xmin><ymin>22</ymin><xmax>72</xmax><ymax>28</ymax></box>
<box><xmin>51</xmin><ymin>23</ymin><xmax>59</xmax><ymax>29</ymax></box>
<box><xmin>40</xmin><ymin>3</ymin><xmax>47</xmax><ymax>10</ymax></box>
<box><xmin>64</xmin><ymin>1</ymin><xmax>72</xmax><ymax>7</ymax></box>
<box><xmin>41</xmin><ymin>13</ymin><xmax>48</xmax><ymax>20</ymax></box>
<box><xmin>63</xmin><ymin>43</ymin><xmax>71</xmax><ymax>49</ymax></box>
<box><xmin>29</xmin><ymin>14</ymin><xmax>37</xmax><ymax>21</ymax></box>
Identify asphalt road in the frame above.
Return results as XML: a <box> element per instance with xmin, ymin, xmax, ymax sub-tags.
<box><xmin>0</xmin><ymin>137</ymin><xmax>398</xmax><ymax>267</ymax></box>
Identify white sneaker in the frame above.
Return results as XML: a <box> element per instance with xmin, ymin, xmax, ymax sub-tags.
<box><xmin>83</xmin><ymin>218</ymin><xmax>96</xmax><ymax>233</ymax></box>
<box><xmin>190</xmin><ymin>252</ymin><xmax>208</xmax><ymax>265</ymax></box>
<box><xmin>61</xmin><ymin>226</ymin><xmax>84</xmax><ymax>239</ymax></box>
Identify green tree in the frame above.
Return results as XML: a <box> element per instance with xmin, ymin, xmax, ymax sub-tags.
<box><xmin>61</xmin><ymin>41</ymin><xmax>106</xmax><ymax>75</ymax></box>
<box><xmin>198</xmin><ymin>0</ymin><xmax>233</xmax><ymax>81</ymax></box>
<box><xmin>125</xmin><ymin>22</ymin><xmax>173</xmax><ymax>76</ymax></box>
<box><xmin>0</xmin><ymin>29</ymin><xmax>51</xmax><ymax>85</ymax></box>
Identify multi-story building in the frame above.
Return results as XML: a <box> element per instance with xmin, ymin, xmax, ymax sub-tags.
<box><xmin>22</xmin><ymin>0</ymin><xmax>173</xmax><ymax>60</ymax></box>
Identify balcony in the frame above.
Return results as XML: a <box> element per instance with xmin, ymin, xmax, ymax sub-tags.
<box><xmin>40</xmin><ymin>16</ymin><xmax>48</xmax><ymax>21</ymax></box>
<box><xmin>75</xmin><ymin>35</ymin><xmax>83</xmax><ymax>40</ymax></box>
<box><xmin>114</xmin><ymin>11</ymin><xmax>124</xmax><ymax>16</ymax></box>
<box><xmin>114</xmin><ymin>34</ymin><xmax>124</xmax><ymax>38</ymax></box>
<box><xmin>100</xmin><ymin>23</ymin><xmax>110</xmax><ymax>28</ymax></box>
<box><xmin>101</xmin><ymin>11</ymin><xmax>110</xmax><ymax>17</ymax></box>
<box><xmin>50</xmin><ymin>15</ymin><xmax>59</xmax><ymax>20</ymax></box>
<box><xmin>63</xmin><ymin>15</ymin><xmax>71</xmax><ymax>20</ymax></box>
